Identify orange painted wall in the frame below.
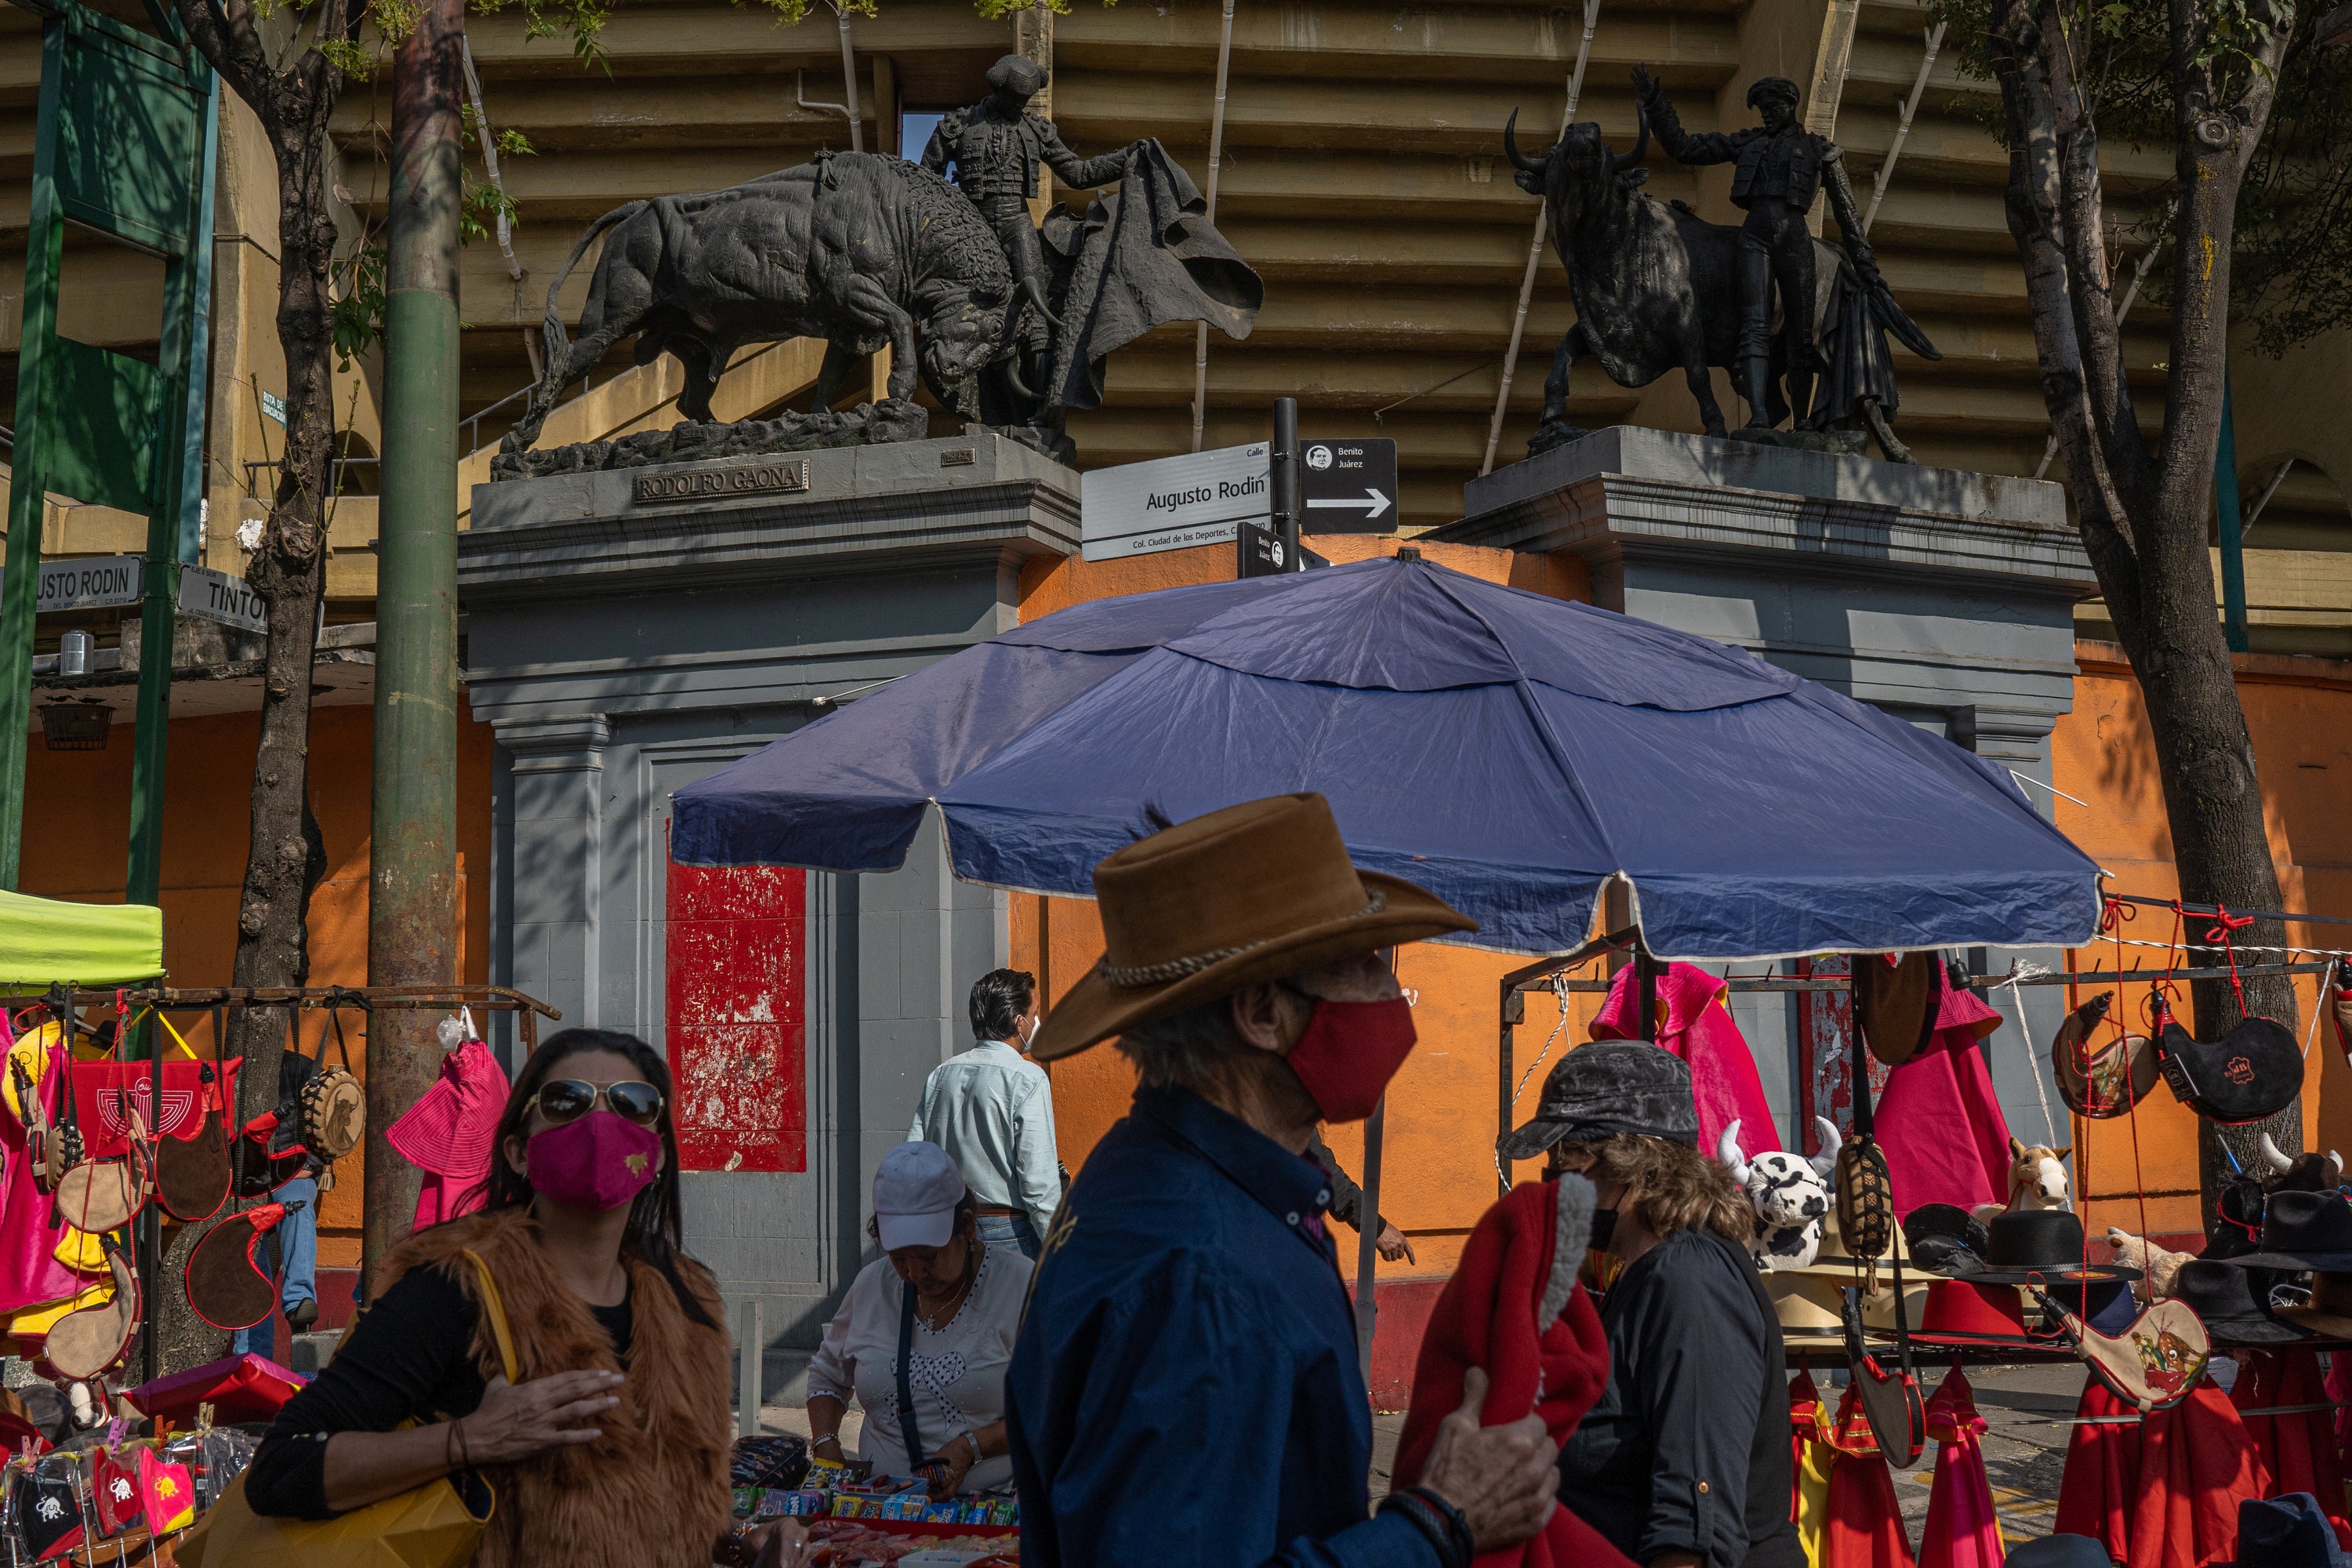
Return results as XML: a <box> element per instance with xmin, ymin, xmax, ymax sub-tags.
<box><xmin>18</xmin><ymin>699</ymin><xmax>496</xmax><ymax>1270</ymax></box>
<box><xmin>1010</xmin><ymin>559</ymin><xmax>2352</xmax><ymax>1287</ymax></box>
<box><xmin>2055</xmin><ymin>642</ymin><xmax>2352</xmax><ymax>1243</ymax></box>
<box><xmin>1011</xmin><ymin>536</ymin><xmax>1591</xmax><ymax>1290</ymax></box>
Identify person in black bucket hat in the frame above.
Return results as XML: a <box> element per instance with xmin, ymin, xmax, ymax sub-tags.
<box><xmin>1505</xmin><ymin>1043</ymin><xmax>1801</xmax><ymax>1568</ymax></box>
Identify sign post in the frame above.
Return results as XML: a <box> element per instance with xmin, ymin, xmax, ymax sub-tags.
<box><xmin>1301</xmin><ymin>437</ymin><xmax>1397</xmax><ymax>532</ymax></box>
<box><xmin>1080</xmin><ymin>442</ymin><xmax>1270</xmax><ymax>563</ymax></box>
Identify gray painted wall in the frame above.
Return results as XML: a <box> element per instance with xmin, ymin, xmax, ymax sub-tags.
<box><xmin>460</xmin><ymin>436</ymin><xmax>1076</xmax><ymax>1392</ymax></box>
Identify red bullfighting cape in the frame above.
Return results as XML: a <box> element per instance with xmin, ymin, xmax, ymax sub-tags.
<box><xmin>1825</xmin><ymin>1382</ymin><xmax>1918</xmax><ymax>1568</ymax></box>
<box><xmin>2230</xmin><ymin>1347</ymin><xmax>2348</xmax><ymax>1548</ymax></box>
<box><xmin>2126</xmin><ymin>1383</ymin><xmax>2264</xmax><ymax>1568</ymax></box>
<box><xmin>1396</xmin><ymin>1175</ymin><xmax>1634</xmax><ymax>1568</ymax></box>
<box><xmin>1918</xmin><ymin>1365</ymin><xmax>2002</xmax><ymax>1568</ymax></box>
<box><xmin>2054</xmin><ymin>1377</ymin><xmax>2140</xmax><ymax>1562</ymax></box>
<box><xmin>1592</xmin><ymin>961</ymin><xmax>1780</xmax><ymax>1158</ymax></box>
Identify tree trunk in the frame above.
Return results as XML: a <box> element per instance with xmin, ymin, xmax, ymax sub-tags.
<box><xmin>1983</xmin><ymin>0</ymin><xmax>2300</xmax><ymax>1220</ymax></box>
<box><xmin>163</xmin><ymin>0</ymin><xmax>352</xmax><ymax>1372</ymax></box>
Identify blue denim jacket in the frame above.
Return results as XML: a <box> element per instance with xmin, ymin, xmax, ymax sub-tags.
<box><xmin>1007</xmin><ymin>1084</ymin><xmax>1438</xmax><ymax>1568</ymax></box>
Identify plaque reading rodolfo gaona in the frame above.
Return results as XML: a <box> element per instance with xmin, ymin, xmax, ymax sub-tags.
<box><xmin>633</xmin><ymin>459</ymin><xmax>811</xmax><ymax>505</ymax></box>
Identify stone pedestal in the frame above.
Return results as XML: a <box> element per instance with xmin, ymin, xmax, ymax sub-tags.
<box><xmin>1432</xmin><ymin>427</ymin><xmax>2096</xmax><ymax>1156</ymax></box>
<box><xmin>459</xmin><ymin>434</ymin><xmax>1078</xmax><ymax>1387</ymax></box>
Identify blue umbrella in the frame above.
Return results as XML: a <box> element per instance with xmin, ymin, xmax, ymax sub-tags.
<box><xmin>672</xmin><ymin>554</ymin><xmax>2101</xmax><ymax>959</ymax></box>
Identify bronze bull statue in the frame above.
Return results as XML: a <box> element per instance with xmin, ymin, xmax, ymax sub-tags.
<box><xmin>1503</xmin><ymin>110</ymin><xmax>1940</xmax><ymax>463</ymax></box>
<box><xmin>503</xmin><ymin>153</ymin><xmax>1012</xmax><ymax>455</ymax></box>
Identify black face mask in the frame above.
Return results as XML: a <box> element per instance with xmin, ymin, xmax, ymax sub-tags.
<box><xmin>1586</xmin><ymin>1205</ymin><xmax>1618</xmax><ymax>1255</ymax></box>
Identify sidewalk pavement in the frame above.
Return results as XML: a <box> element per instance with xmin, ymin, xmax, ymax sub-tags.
<box><xmin>1367</xmin><ymin>1360</ymin><xmax>2085</xmax><ymax>1548</ymax></box>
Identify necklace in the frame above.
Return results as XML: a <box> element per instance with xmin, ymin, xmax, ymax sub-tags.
<box><xmin>915</xmin><ymin>1239</ymin><xmax>985</xmax><ymax>1330</ymax></box>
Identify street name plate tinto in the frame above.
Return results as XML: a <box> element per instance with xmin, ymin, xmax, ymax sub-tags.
<box><xmin>633</xmin><ymin>459</ymin><xmax>811</xmax><ymax>506</ymax></box>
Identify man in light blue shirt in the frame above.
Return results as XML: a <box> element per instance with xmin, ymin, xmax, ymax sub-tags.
<box><xmin>909</xmin><ymin>967</ymin><xmax>1060</xmax><ymax>1258</ymax></box>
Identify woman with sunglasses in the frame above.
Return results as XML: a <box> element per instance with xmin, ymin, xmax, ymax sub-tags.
<box><xmin>243</xmin><ymin>1029</ymin><xmax>786</xmax><ymax>1568</ymax></box>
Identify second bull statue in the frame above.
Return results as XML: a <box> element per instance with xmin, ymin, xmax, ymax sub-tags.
<box><xmin>1503</xmin><ymin>75</ymin><xmax>1940</xmax><ymax>464</ymax></box>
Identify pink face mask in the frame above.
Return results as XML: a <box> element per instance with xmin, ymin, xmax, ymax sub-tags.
<box><xmin>527</xmin><ymin>1111</ymin><xmax>663</xmax><ymax>1211</ymax></box>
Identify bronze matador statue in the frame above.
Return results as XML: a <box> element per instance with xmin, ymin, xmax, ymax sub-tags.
<box><xmin>921</xmin><ymin>55</ymin><xmax>1142</xmax><ymax>366</ymax></box>
<box><xmin>1631</xmin><ymin>68</ymin><xmax>1882</xmax><ymax>430</ymax></box>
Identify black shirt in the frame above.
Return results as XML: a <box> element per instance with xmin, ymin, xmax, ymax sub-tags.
<box><xmin>1556</xmin><ymin>1226</ymin><xmax>1802</xmax><ymax>1568</ymax></box>
<box><xmin>245</xmin><ymin>1264</ymin><xmax>633</xmax><ymax>1519</ymax></box>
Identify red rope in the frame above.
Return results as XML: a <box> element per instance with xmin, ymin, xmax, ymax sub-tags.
<box><xmin>2202</xmin><ymin>905</ymin><xmax>2256</xmax><ymax>1014</ymax></box>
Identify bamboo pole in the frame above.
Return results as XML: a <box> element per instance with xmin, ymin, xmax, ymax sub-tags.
<box><xmin>1860</xmin><ymin>24</ymin><xmax>1946</xmax><ymax>237</ymax></box>
<box><xmin>1190</xmin><ymin>0</ymin><xmax>1238</xmax><ymax>453</ymax></box>
<box><xmin>1479</xmin><ymin>0</ymin><xmax>1600</xmax><ymax>477</ymax></box>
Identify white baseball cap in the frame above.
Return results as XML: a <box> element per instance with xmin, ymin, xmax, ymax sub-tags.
<box><xmin>875</xmin><ymin>1142</ymin><xmax>967</xmax><ymax>1251</ymax></box>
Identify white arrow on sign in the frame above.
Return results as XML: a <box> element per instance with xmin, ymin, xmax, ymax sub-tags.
<box><xmin>1306</xmin><ymin>488</ymin><xmax>1392</xmax><ymax>522</ymax></box>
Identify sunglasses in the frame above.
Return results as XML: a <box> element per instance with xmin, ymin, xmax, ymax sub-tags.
<box><xmin>528</xmin><ymin>1079</ymin><xmax>665</xmax><ymax>1127</ymax></box>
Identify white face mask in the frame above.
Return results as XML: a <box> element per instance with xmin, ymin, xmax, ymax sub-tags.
<box><xmin>1022</xmin><ymin>1014</ymin><xmax>1041</xmax><ymax>1048</ymax></box>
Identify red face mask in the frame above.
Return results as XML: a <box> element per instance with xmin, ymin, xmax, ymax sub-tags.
<box><xmin>1283</xmin><ymin>995</ymin><xmax>1418</xmax><ymax>1123</ymax></box>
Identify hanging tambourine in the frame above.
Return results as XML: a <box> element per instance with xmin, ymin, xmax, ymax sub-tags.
<box><xmin>299</xmin><ymin>999</ymin><xmax>367</xmax><ymax>1167</ymax></box>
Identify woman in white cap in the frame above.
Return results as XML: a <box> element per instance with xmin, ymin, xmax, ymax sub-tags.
<box><xmin>805</xmin><ymin>1141</ymin><xmax>1036</xmax><ymax>1497</ymax></box>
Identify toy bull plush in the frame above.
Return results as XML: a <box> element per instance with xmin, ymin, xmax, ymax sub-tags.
<box><xmin>1719</xmin><ymin>1117</ymin><xmax>1841</xmax><ymax>1271</ymax></box>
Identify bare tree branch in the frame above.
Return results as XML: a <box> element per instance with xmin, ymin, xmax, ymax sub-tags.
<box><xmin>2044</xmin><ymin>2</ymin><xmax>2158</xmax><ymax>519</ymax></box>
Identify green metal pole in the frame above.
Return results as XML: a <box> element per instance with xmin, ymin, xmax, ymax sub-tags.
<box><xmin>2216</xmin><ymin>373</ymin><xmax>2250</xmax><ymax>655</ymax></box>
<box><xmin>127</xmin><ymin>74</ymin><xmax>219</xmax><ymax>908</ymax></box>
<box><xmin>0</xmin><ymin>24</ymin><xmax>69</xmax><ymax>891</ymax></box>
<box><xmin>366</xmin><ymin>0</ymin><xmax>463</xmax><ymax>1290</ymax></box>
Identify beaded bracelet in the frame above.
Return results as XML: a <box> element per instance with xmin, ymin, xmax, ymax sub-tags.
<box><xmin>1377</xmin><ymin>1488</ymin><xmax>1469</xmax><ymax>1568</ymax></box>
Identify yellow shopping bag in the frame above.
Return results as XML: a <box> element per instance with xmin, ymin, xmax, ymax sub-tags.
<box><xmin>178</xmin><ymin>1247</ymin><xmax>516</xmax><ymax>1568</ymax></box>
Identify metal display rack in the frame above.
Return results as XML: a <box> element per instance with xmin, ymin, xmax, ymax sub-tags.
<box><xmin>7</xmin><ymin>983</ymin><xmax>559</xmax><ymax>1386</ymax></box>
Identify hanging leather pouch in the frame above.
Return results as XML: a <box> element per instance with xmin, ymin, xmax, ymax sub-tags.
<box><xmin>154</xmin><ymin>1014</ymin><xmax>233</xmax><ymax>1223</ymax></box>
<box><xmin>2149</xmin><ymin>995</ymin><xmax>2303</xmax><ymax>1125</ymax></box>
<box><xmin>185</xmin><ymin>1201</ymin><xmax>296</xmax><ymax>1332</ymax></box>
<box><xmin>42</xmin><ymin>1246</ymin><xmax>140</xmax><ymax>1381</ymax></box>
<box><xmin>55</xmin><ymin>1104</ymin><xmax>151</xmax><ymax>1236</ymax></box>
<box><xmin>1841</xmin><ymin>1283</ymin><xmax>1926</xmax><ymax>1468</ymax></box>
<box><xmin>2049</xmin><ymin>1294</ymin><xmax>2211</xmax><ymax>1412</ymax></box>
<box><xmin>50</xmin><ymin>1007</ymin><xmax>149</xmax><ymax>1234</ymax></box>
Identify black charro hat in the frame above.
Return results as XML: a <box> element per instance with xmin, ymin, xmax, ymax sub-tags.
<box><xmin>2227</xmin><ymin>1189</ymin><xmax>2352</xmax><ymax>1271</ymax></box>
<box><xmin>1497</xmin><ymin>1040</ymin><xmax>1699</xmax><ymax>1161</ymax></box>
<box><xmin>1939</xmin><ymin>1208</ymin><xmax>2137</xmax><ymax>1286</ymax></box>
<box><xmin>2172</xmin><ymin>1258</ymin><xmax>2312</xmax><ymax>1345</ymax></box>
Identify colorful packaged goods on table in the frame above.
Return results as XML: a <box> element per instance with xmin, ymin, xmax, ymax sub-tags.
<box><xmin>802</xmin><ymin>1518</ymin><xmax>1018</xmax><ymax>1566</ymax></box>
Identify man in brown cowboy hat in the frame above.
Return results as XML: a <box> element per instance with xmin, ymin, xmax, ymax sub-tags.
<box><xmin>1006</xmin><ymin>793</ymin><xmax>1560</xmax><ymax>1568</ymax></box>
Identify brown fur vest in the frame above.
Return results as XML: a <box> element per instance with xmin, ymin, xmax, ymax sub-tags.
<box><xmin>376</xmin><ymin>1207</ymin><xmax>734</xmax><ymax>1568</ymax></box>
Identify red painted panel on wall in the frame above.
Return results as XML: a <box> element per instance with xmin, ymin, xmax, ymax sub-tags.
<box><xmin>665</xmin><ymin>831</ymin><xmax>807</xmax><ymax>1172</ymax></box>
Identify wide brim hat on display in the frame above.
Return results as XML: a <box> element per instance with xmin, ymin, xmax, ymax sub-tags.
<box><xmin>2223</xmin><ymin>1189</ymin><xmax>2352</xmax><ymax>1272</ymax></box>
<box><xmin>1912</xmin><ymin>1279</ymin><xmax>2032</xmax><ymax>1346</ymax></box>
<box><xmin>2008</xmin><ymin>1536</ymin><xmax>2123</xmax><ymax>1568</ymax></box>
<box><xmin>1852</xmin><ymin>952</ymin><xmax>1942</xmax><ymax>1068</ymax></box>
<box><xmin>2171</xmin><ymin>1257</ymin><xmax>2314</xmax><ymax>1345</ymax></box>
<box><xmin>1766</xmin><ymin>1231</ymin><xmax>1929</xmax><ymax>1341</ymax></box>
<box><xmin>1029</xmin><ymin>793</ymin><xmax>1475</xmax><ymax>1062</ymax></box>
<box><xmin>2218</xmin><ymin>1494</ymin><xmax>2352</xmax><ymax>1568</ymax></box>
<box><xmin>2272</xmin><ymin>1269</ymin><xmax>2352</xmax><ymax>1339</ymax></box>
<box><xmin>1497</xmin><ymin>1040</ymin><xmax>1701</xmax><ymax>1160</ymax></box>
<box><xmin>1926</xmin><ymin>1207</ymin><xmax>2137</xmax><ymax>1287</ymax></box>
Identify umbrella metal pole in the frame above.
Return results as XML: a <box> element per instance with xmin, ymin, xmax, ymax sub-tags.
<box><xmin>1637</xmin><ymin>950</ymin><xmax>1659</xmax><ymax>1041</ymax></box>
<box><xmin>1354</xmin><ymin>1098</ymin><xmax>1384</xmax><ymax>1388</ymax></box>
<box><xmin>1497</xmin><ymin>984</ymin><xmax>1523</xmax><ymax>1196</ymax></box>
